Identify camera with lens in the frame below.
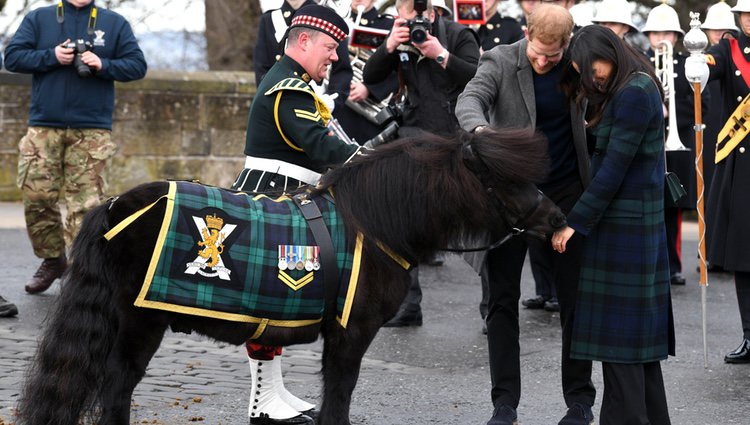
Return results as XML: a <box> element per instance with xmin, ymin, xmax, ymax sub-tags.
<box><xmin>374</xmin><ymin>102</ymin><xmax>404</xmax><ymax>127</ymax></box>
<box><xmin>364</xmin><ymin>102</ymin><xmax>404</xmax><ymax>148</ymax></box>
<box><xmin>403</xmin><ymin>0</ymin><xmax>432</xmax><ymax>44</ymax></box>
<box><xmin>63</xmin><ymin>39</ymin><xmax>94</xmax><ymax>78</ymax></box>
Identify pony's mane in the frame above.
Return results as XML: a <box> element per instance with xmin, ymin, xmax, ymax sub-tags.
<box><xmin>316</xmin><ymin>128</ymin><xmax>548</xmax><ymax>262</ymax></box>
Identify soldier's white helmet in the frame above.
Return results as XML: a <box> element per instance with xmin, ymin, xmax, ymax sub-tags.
<box><xmin>703</xmin><ymin>1</ymin><xmax>739</xmax><ymax>31</ymax></box>
<box><xmin>642</xmin><ymin>2</ymin><xmax>685</xmax><ymax>35</ymax></box>
<box><xmin>569</xmin><ymin>3</ymin><xmax>594</xmax><ymax>27</ymax></box>
<box><xmin>591</xmin><ymin>0</ymin><xmax>638</xmax><ymax>33</ymax></box>
<box><xmin>732</xmin><ymin>0</ymin><xmax>750</xmax><ymax>13</ymax></box>
<box><xmin>431</xmin><ymin>0</ymin><xmax>453</xmax><ymax>17</ymax></box>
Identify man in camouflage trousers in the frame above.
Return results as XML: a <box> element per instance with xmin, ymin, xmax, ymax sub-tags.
<box><xmin>5</xmin><ymin>0</ymin><xmax>147</xmax><ymax>294</ymax></box>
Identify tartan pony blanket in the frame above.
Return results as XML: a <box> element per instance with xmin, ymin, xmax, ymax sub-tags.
<box><xmin>110</xmin><ymin>181</ymin><xmax>365</xmax><ymax>329</ymax></box>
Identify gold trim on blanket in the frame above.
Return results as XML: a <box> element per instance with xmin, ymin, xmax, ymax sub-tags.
<box><xmin>337</xmin><ymin>232</ymin><xmax>364</xmax><ymax>328</ymax></box>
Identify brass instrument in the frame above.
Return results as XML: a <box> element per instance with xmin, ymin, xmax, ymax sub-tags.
<box><xmin>654</xmin><ymin>39</ymin><xmax>690</xmax><ymax>151</ymax></box>
<box><xmin>345</xmin><ymin>46</ymin><xmax>393</xmax><ymax>124</ymax></box>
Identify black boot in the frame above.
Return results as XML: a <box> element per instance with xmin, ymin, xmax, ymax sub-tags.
<box><xmin>0</xmin><ymin>295</ymin><xmax>18</xmax><ymax>317</ymax></box>
<box><xmin>724</xmin><ymin>339</ymin><xmax>750</xmax><ymax>363</ymax></box>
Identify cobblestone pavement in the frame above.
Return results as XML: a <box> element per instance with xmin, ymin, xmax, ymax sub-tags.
<box><xmin>1</xmin><ymin>203</ymin><xmax>749</xmax><ymax>424</ymax></box>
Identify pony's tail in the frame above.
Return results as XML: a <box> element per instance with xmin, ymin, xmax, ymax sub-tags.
<box><xmin>17</xmin><ymin>203</ymin><xmax>117</xmax><ymax>425</ymax></box>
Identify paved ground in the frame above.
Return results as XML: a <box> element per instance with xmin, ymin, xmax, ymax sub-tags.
<box><xmin>0</xmin><ymin>201</ymin><xmax>749</xmax><ymax>424</ymax></box>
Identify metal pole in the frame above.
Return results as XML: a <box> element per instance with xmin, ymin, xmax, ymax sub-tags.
<box><xmin>692</xmin><ymin>80</ymin><xmax>709</xmax><ymax>369</ymax></box>
<box><xmin>684</xmin><ymin>12</ymin><xmax>710</xmax><ymax>368</ymax></box>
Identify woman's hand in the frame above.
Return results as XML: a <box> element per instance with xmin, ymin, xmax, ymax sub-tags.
<box><xmin>552</xmin><ymin>226</ymin><xmax>575</xmax><ymax>253</ymax></box>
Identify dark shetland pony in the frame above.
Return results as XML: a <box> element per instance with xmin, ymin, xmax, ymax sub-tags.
<box><xmin>17</xmin><ymin>128</ymin><xmax>565</xmax><ymax>425</ymax></box>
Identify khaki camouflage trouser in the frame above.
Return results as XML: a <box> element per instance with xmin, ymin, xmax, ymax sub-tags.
<box><xmin>17</xmin><ymin>127</ymin><xmax>117</xmax><ymax>258</ymax></box>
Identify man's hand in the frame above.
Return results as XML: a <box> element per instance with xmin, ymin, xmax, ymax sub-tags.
<box><xmin>386</xmin><ymin>17</ymin><xmax>410</xmax><ymax>53</ymax></box>
<box><xmin>348</xmin><ymin>81</ymin><xmax>370</xmax><ymax>102</ymax></box>
<box><xmin>55</xmin><ymin>39</ymin><xmax>74</xmax><ymax>65</ymax></box>
<box><xmin>414</xmin><ymin>33</ymin><xmax>447</xmax><ymax>63</ymax></box>
<box><xmin>80</xmin><ymin>51</ymin><xmax>103</xmax><ymax>71</ymax></box>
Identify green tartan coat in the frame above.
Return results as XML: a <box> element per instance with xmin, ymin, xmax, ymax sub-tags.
<box><xmin>566</xmin><ymin>73</ymin><xmax>675</xmax><ymax>363</ymax></box>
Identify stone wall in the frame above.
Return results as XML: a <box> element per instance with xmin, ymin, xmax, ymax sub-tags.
<box><xmin>0</xmin><ymin>70</ymin><xmax>256</xmax><ymax>201</ymax></box>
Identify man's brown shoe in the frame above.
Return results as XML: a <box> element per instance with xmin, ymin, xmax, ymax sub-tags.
<box><xmin>25</xmin><ymin>256</ymin><xmax>67</xmax><ymax>294</ymax></box>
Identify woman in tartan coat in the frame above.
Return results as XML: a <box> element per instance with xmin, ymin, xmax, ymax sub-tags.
<box><xmin>553</xmin><ymin>26</ymin><xmax>674</xmax><ymax>425</ymax></box>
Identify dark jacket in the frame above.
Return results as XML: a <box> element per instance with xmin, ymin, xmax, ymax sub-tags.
<box><xmin>476</xmin><ymin>12</ymin><xmax>523</xmax><ymax>53</ymax></box>
<box><xmin>254</xmin><ymin>0</ymin><xmax>351</xmax><ymax>110</ymax></box>
<box><xmin>705</xmin><ymin>32</ymin><xmax>750</xmax><ymax>272</ymax></box>
<box><xmin>4</xmin><ymin>1</ymin><xmax>147</xmax><ymax>130</ymax></box>
<box><xmin>362</xmin><ymin>15</ymin><xmax>479</xmax><ymax>135</ymax></box>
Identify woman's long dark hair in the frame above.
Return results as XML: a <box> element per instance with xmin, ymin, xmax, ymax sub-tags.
<box><xmin>562</xmin><ymin>25</ymin><xmax>663</xmax><ymax>126</ymax></box>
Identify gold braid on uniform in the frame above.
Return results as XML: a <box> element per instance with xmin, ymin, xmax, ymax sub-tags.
<box><xmin>266</xmin><ymin>78</ymin><xmax>333</xmax><ymax>152</ymax></box>
<box><xmin>266</xmin><ymin>78</ymin><xmax>332</xmax><ymax>122</ymax></box>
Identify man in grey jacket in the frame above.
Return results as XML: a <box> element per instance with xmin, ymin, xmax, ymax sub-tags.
<box><xmin>456</xmin><ymin>4</ymin><xmax>594</xmax><ymax>425</ymax></box>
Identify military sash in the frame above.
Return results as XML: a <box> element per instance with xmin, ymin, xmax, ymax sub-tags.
<box><xmin>717</xmin><ymin>93</ymin><xmax>750</xmax><ymax>163</ymax></box>
<box><xmin>716</xmin><ymin>40</ymin><xmax>750</xmax><ymax>163</ymax></box>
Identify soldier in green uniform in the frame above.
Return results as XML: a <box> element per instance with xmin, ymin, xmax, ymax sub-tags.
<box><xmin>232</xmin><ymin>5</ymin><xmax>358</xmax><ymax>424</ymax></box>
<box><xmin>234</xmin><ymin>5</ymin><xmax>360</xmax><ymax>195</ymax></box>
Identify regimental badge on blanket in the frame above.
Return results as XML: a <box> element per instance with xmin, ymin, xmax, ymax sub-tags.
<box><xmin>185</xmin><ymin>213</ymin><xmax>238</xmax><ymax>280</ymax></box>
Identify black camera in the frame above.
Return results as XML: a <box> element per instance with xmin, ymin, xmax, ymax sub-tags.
<box><xmin>364</xmin><ymin>102</ymin><xmax>404</xmax><ymax>148</ymax></box>
<box><xmin>404</xmin><ymin>0</ymin><xmax>432</xmax><ymax>44</ymax></box>
<box><xmin>63</xmin><ymin>39</ymin><xmax>94</xmax><ymax>78</ymax></box>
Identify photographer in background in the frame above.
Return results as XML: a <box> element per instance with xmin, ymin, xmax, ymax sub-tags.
<box><xmin>4</xmin><ymin>0</ymin><xmax>146</xmax><ymax>295</ymax></box>
<box><xmin>362</xmin><ymin>0</ymin><xmax>479</xmax><ymax>326</ymax></box>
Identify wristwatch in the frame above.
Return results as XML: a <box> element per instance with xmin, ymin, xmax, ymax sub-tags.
<box><xmin>436</xmin><ymin>49</ymin><xmax>448</xmax><ymax>64</ymax></box>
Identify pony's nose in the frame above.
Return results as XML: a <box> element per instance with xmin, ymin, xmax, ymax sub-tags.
<box><xmin>550</xmin><ymin>212</ymin><xmax>567</xmax><ymax>229</ymax></box>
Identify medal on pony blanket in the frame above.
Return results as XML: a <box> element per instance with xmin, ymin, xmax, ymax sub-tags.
<box><xmin>295</xmin><ymin>245</ymin><xmax>305</xmax><ymax>270</ymax></box>
<box><xmin>305</xmin><ymin>246</ymin><xmax>314</xmax><ymax>271</ymax></box>
<box><xmin>278</xmin><ymin>245</ymin><xmax>288</xmax><ymax>270</ymax></box>
<box><xmin>287</xmin><ymin>246</ymin><xmax>296</xmax><ymax>271</ymax></box>
<box><xmin>312</xmin><ymin>245</ymin><xmax>321</xmax><ymax>270</ymax></box>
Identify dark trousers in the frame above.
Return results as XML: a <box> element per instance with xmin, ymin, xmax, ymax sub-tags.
<box><xmin>600</xmin><ymin>362</ymin><xmax>671</xmax><ymax>425</ymax></box>
<box><xmin>735</xmin><ymin>272</ymin><xmax>750</xmax><ymax>340</ymax></box>
<box><xmin>528</xmin><ymin>240</ymin><xmax>557</xmax><ymax>299</ymax></box>
<box><xmin>485</xmin><ymin>180</ymin><xmax>595</xmax><ymax>409</ymax></box>
<box><xmin>400</xmin><ymin>267</ymin><xmax>422</xmax><ymax>312</ymax></box>
<box><xmin>664</xmin><ymin>207</ymin><xmax>682</xmax><ymax>275</ymax></box>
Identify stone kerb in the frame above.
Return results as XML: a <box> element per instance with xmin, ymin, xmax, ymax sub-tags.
<box><xmin>0</xmin><ymin>69</ymin><xmax>256</xmax><ymax>201</ymax></box>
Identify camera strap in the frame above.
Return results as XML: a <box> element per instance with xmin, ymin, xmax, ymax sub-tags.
<box><xmin>57</xmin><ymin>2</ymin><xmax>98</xmax><ymax>35</ymax></box>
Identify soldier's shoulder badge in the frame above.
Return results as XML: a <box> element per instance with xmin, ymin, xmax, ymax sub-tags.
<box><xmin>706</xmin><ymin>54</ymin><xmax>716</xmax><ymax>66</ymax></box>
<box><xmin>265</xmin><ymin>77</ymin><xmax>315</xmax><ymax>97</ymax></box>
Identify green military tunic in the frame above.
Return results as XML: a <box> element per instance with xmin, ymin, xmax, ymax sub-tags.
<box><xmin>244</xmin><ymin>55</ymin><xmax>359</xmax><ymax>173</ymax></box>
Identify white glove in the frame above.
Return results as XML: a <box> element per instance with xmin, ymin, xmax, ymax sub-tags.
<box><xmin>319</xmin><ymin>92</ymin><xmax>339</xmax><ymax>113</ymax></box>
<box><xmin>309</xmin><ymin>81</ymin><xmax>338</xmax><ymax>113</ymax></box>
